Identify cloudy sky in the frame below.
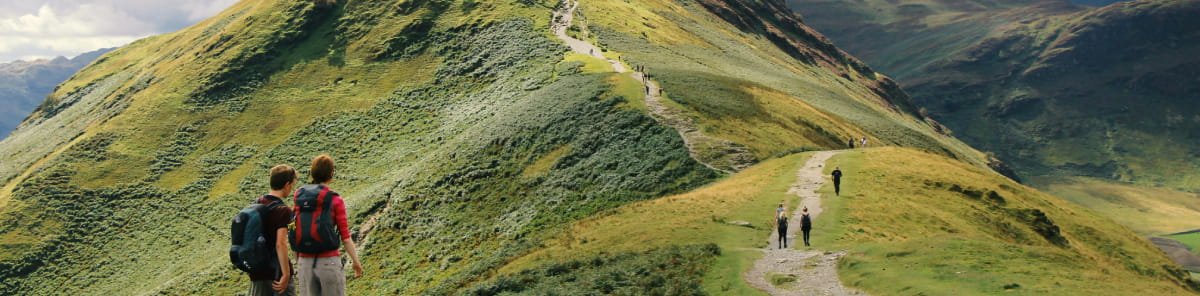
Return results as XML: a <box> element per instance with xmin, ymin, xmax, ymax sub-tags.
<box><xmin>0</xmin><ymin>0</ymin><xmax>240</xmax><ymax>63</ymax></box>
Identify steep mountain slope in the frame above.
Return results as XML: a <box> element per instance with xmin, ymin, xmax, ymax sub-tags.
<box><xmin>1070</xmin><ymin>0</ymin><xmax>1128</xmax><ymax>6</ymax></box>
<box><xmin>787</xmin><ymin>0</ymin><xmax>1200</xmax><ymax>266</ymax></box>
<box><xmin>787</xmin><ymin>0</ymin><xmax>1085</xmax><ymax>80</ymax></box>
<box><xmin>788</xmin><ymin>0</ymin><xmax>1200</xmax><ymax>192</ymax></box>
<box><xmin>0</xmin><ymin>48</ymin><xmax>114</xmax><ymax>139</ymax></box>
<box><xmin>907</xmin><ymin>0</ymin><xmax>1200</xmax><ymax>191</ymax></box>
<box><xmin>0</xmin><ymin>0</ymin><xmax>986</xmax><ymax>295</ymax></box>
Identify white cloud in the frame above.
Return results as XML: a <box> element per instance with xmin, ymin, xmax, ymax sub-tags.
<box><xmin>0</xmin><ymin>0</ymin><xmax>240</xmax><ymax>63</ymax></box>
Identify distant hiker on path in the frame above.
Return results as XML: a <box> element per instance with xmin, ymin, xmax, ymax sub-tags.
<box><xmin>246</xmin><ymin>165</ymin><xmax>299</xmax><ymax>296</ymax></box>
<box><xmin>832</xmin><ymin>167</ymin><xmax>843</xmax><ymax>196</ymax></box>
<box><xmin>800</xmin><ymin>207</ymin><xmax>812</xmax><ymax>247</ymax></box>
<box><xmin>848</xmin><ymin>139</ymin><xmax>854</xmax><ymax>149</ymax></box>
<box><xmin>292</xmin><ymin>155</ymin><xmax>364</xmax><ymax>296</ymax></box>
<box><xmin>861</xmin><ymin>137</ymin><xmax>867</xmax><ymax>147</ymax></box>
<box><xmin>777</xmin><ymin>211</ymin><xmax>789</xmax><ymax>249</ymax></box>
<box><xmin>776</xmin><ymin>203</ymin><xmax>785</xmax><ymax>218</ymax></box>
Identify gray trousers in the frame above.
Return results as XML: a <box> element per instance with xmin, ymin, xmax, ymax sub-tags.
<box><xmin>248</xmin><ymin>279</ymin><xmax>295</xmax><ymax>296</ymax></box>
<box><xmin>297</xmin><ymin>256</ymin><xmax>346</xmax><ymax>296</ymax></box>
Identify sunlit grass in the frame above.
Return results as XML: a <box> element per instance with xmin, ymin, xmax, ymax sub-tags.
<box><xmin>499</xmin><ymin>153</ymin><xmax>814</xmax><ymax>295</ymax></box>
<box><xmin>1030</xmin><ymin>176</ymin><xmax>1200</xmax><ymax>236</ymax></box>
<box><xmin>825</xmin><ymin>147</ymin><xmax>1194</xmax><ymax>295</ymax></box>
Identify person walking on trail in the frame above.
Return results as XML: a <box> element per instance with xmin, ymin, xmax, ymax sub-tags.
<box><xmin>861</xmin><ymin>137</ymin><xmax>867</xmax><ymax>147</ymax></box>
<box><xmin>777</xmin><ymin>211</ymin><xmax>789</xmax><ymax>249</ymax></box>
<box><xmin>800</xmin><ymin>207</ymin><xmax>813</xmax><ymax>247</ymax></box>
<box><xmin>848</xmin><ymin>139</ymin><xmax>855</xmax><ymax>149</ymax></box>
<box><xmin>832</xmin><ymin>166</ymin><xmax>843</xmax><ymax>196</ymax></box>
<box><xmin>247</xmin><ymin>165</ymin><xmax>299</xmax><ymax>296</ymax></box>
<box><xmin>776</xmin><ymin>203</ymin><xmax>785</xmax><ymax>218</ymax></box>
<box><xmin>292</xmin><ymin>155</ymin><xmax>364</xmax><ymax>296</ymax></box>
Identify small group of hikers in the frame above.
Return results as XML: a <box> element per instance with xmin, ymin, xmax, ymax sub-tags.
<box><xmin>635</xmin><ymin>64</ymin><xmax>663</xmax><ymax>95</ymax></box>
<box><xmin>774</xmin><ymin>166</ymin><xmax>844</xmax><ymax>249</ymax></box>
<box><xmin>847</xmin><ymin>137</ymin><xmax>867</xmax><ymax>148</ymax></box>
<box><xmin>231</xmin><ymin>155</ymin><xmax>364</xmax><ymax>296</ymax></box>
<box><xmin>776</xmin><ymin>203</ymin><xmax>812</xmax><ymax>248</ymax></box>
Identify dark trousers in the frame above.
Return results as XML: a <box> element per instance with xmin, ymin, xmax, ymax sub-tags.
<box><xmin>834</xmin><ymin>180</ymin><xmax>841</xmax><ymax>195</ymax></box>
<box><xmin>778</xmin><ymin>227</ymin><xmax>787</xmax><ymax>248</ymax></box>
<box><xmin>802</xmin><ymin>229</ymin><xmax>811</xmax><ymax>246</ymax></box>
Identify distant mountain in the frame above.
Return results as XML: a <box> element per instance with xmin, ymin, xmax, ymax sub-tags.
<box><xmin>0</xmin><ymin>48</ymin><xmax>115</xmax><ymax>139</ymax></box>
<box><xmin>1069</xmin><ymin>0</ymin><xmax>1128</xmax><ymax>6</ymax></box>
<box><xmin>788</xmin><ymin>0</ymin><xmax>1200</xmax><ymax>191</ymax></box>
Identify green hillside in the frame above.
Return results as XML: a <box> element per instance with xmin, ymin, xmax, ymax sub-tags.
<box><xmin>788</xmin><ymin>0</ymin><xmax>1200</xmax><ymax>192</ymax></box>
<box><xmin>493</xmin><ymin>147</ymin><xmax>1199</xmax><ymax>295</ymax></box>
<box><xmin>0</xmin><ymin>0</ymin><xmax>994</xmax><ymax>295</ymax></box>
<box><xmin>0</xmin><ymin>48</ymin><xmax>114</xmax><ymax>139</ymax></box>
<box><xmin>788</xmin><ymin>0</ymin><xmax>1200</xmax><ymax>272</ymax></box>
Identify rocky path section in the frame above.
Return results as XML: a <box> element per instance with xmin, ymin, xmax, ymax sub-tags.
<box><xmin>744</xmin><ymin>151</ymin><xmax>866</xmax><ymax>296</ymax></box>
<box><xmin>550</xmin><ymin>0</ymin><xmax>753</xmax><ymax>173</ymax></box>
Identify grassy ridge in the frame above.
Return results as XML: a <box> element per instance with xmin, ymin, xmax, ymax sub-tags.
<box><xmin>497</xmin><ymin>147</ymin><xmax>1198</xmax><ymax>295</ymax></box>
<box><xmin>0</xmin><ymin>0</ymin><xmax>1143</xmax><ymax>295</ymax></box>
<box><xmin>581</xmin><ymin>0</ymin><xmax>990</xmax><ymax>168</ymax></box>
<box><xmin>824</xmin><ymin>148</ymin><xmax>1196</xmax><ymax>295</ymax></box>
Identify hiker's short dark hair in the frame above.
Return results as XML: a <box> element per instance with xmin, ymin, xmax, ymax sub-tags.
<box><xmin>269</xmin><ymin>165</ymin><xmax>296</xmax><ymax>190</ymax></box>
<box><xmin>311</xmin><ymin>154</ymin><xmax>335</xmax><ymax>184</ymax></box>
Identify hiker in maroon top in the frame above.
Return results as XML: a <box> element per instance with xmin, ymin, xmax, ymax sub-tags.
<box><xmin>247</xmin><ymin>165</ymin><xmax>298</xmax><ymax>296</ymax></box>
<box><xmin>291</xmin><ymin>155</ymin><xmax>363</xmax><ymax>296</ymax></box>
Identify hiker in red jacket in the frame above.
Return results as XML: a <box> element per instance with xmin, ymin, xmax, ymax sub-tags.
<box><xmin>292</xmin><ymin>155</ymin><xmax>363</xmax><ymax>296</ymax></box>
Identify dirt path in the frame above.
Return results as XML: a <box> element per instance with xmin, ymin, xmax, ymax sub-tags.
<box><xmin>551</xmin><ymin>0</ymin><xmax>624</xmax><ymax>72</ymax></box>
<box><xmin>551</xmin><ymin>0</ymin><xmax>753</xmax><ymax>173</ymax></box>
<box><xmin>744</xmin><ymin>151</ymin><xmax>866</xmax><ymax>296</ymax></box>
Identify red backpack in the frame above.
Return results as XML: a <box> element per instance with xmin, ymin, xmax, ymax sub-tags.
<box><xmin>289</xmin><ymin>184</ymin><xmax>340</xmax><ymax>253</ymax></box>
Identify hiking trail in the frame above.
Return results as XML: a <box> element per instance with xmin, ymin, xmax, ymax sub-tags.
<box><xmin>550</xmin><ymin>0</ymin><xmax>754</xmax><ymax>174</ymax></box>
<box><xmin>744</xmin><ymin>150</ymin><xmax>866</xmax><ymax>296</ymax></box>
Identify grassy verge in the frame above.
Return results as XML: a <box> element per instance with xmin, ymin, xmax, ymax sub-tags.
<box><xmin>564</xmin><ymin>52</ymin><xmax>614</xmax><ymax>73</ymax></box>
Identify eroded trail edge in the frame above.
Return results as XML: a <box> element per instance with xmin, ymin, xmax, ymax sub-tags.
<box><xmin>745</xmin><ymin>150</ymin><xmax>865</xmax><ymax>296</ymax></box>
